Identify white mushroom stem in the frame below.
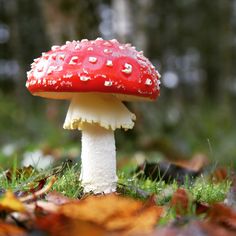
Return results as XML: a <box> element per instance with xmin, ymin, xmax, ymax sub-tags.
<box><xmin>80</xmin><ymin>123</ymin><xmax>117</xmax><ymax>193</ymax></box>
<box><xmin>63</xmin><ymin>93</ymin><xmax>136</xmax><ymax>193</ymax></box>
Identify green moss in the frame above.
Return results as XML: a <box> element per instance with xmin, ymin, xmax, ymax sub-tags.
<box><xmin>190</xmin><ymin>178</ymin><xmax>231</xmax><ymax>203</ymax></box>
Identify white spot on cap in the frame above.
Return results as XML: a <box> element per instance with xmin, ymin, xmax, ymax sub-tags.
<box><xmin>156</xmin><ymin>70</ymin><xmax>161</xmax><ymax>78</ymax></box>
<box><xmin>61</xmin><ymin>45</ymin><xmax>67</xmax><ymax>50</ymax></box>
<box><xmin>42</xmin><ymin>53</ymin><xmax>49</xmax><ymax>59</ymax></box>
<box><xmin>106</xmin><ymin>60</ymin><xmax>113</xmax><ymax>67</ymax></box>
<box><xmin>59</xmin><ymin>54</ymin><xmax>65</xmax><ymax>60</ymax></box>
<box><xmin>80</xmin><ymin>75</ymin><xmax>91</xmax><ymax>81</ymax></box>
<box><xmin>66</xmin><ymin>41</ymin><xmax>71</xmax><ymax>45</ymax></box>
<box><xmin>103</xmin><ymin>41</ymin><xmax>111</xmax><ymax>46</ymax></box>
<box><xmin>88</xmin><ymin>56</ymin><xmax>97</xmax><ymax>63</ymax></box>
<box><xmin>69</xmin><ymin>56</ymin><xmax>78</xmax><ymax>65</ymax></box>
<box><xmin>75</xmin><ymin>44</ymin><xmax>81</xmax><ymax>50</ymax></box>
<box><xmin>47</xmin><ymin>66</ymin><xmax>57</xmax><ymax>75</ymax></box>
<box><xmin>125</xmin><ymin>43</ymin><xmax>131</xmax><ymax>47</ymax></box>
<box><xmin>33</xmin><ymin>58</ymin><xmax>40</xmax><ymax>62</ymax></box>
<box><xmin>145</xmin><ymin>78</ymin><xmax>152</xmax><ymax>86</ymax></box>
<box><xmin>104</xmin><ymin>48</ymin><xmax>112</xmax><ymax>54</ymax></box>
<box><xmin>119</xmin><ymin>46</ymin><xmax>125</xmax><ymax>50</ymax></box>
<box><xmin>60</xmin><ymin>81</ymin><xmax>72</xmax><ymax>87</ymax></box>
<box><xmin>110</xmin><ymin>39</ymin><xmax>118</xmax><ymax>43</ymax></box>
<box><xmin>26</xmin><ymin>71</ymin><xmax>31</xmax><ymax>77</ymax></box>
<box><xmin>104</xmin><ymin>80</ymin><xmax>112</xmax><ymax>86</ymax></box>
<box><xmin>87</xmin><ymin>47</ymin><xmax>93</xmax><ymax>51</ymax></box>
<box><xmin>63</xmin><ymin>73</ymin><xmax>73</xmax><ymax>79</ymax></box>
<box><xmin>157</xmin><ymin>80</ymin><xmax>161</xmax><ymax>90</ymax></box>
<box><xmin>26</xmin><ymin>81</ymin><xmax>29</xmax><ymax>87</ymax></box>
<box><xmin>96</xmin><ymin>37</ymin><xmax>103</xmax><ymax>41</ymax></box>
<box><xmin>81</xmin><ymin>39</ymin><xmax>88</xmax><ymax>42</ymax></box>
<box><xmin>55</xmin><ymin>66</ymin><xmax>63</xmax><ymax>72</ymax></box>
<box><xmin>122</xmin><ymin>63</ymin><xmax>132</xmax><ymax>74</ymax></box>
<box><xmin>48</xmin><ymin>80</ymin><xmax>57</xmax><ymax>85</ymax></box>
<box><xmin>51</xmin><ymin>45</ymin><xmax>60</xmax><ymax>51</ymax></box>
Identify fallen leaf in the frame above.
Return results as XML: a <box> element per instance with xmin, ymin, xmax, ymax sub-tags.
<box><xmin>36</xmin><ymin>213</ymin><xmax>105</xmax><ymax>236</ymax></box>
<box><xmin>59</xmin><ymin>194</ymin><xmax>141</xmax><ymax>224</ymax></box>
<box><xmin>170</xmin><ymin>188</ymin><xmax>191</xmax><ymax>216</ymax></box>
<box><xmin>58</xmin><ymin>194</ymin><xmax>163</xmax><ymax>234</ymax></box>
<box><xmin>211</xmin><ymin>167</ymin><xmax>229</xmax><ymax>183</ymax></box>
<box><xmin>225</xmin><ymin>173</ymin><xmax>236</xmax><ymax>207</ymax></box>
<box><xmin>106</xmin><ymin>206</ymin><xmax>163</xmax><ymax>235</ymax></box>
<box><xmin>19</xmin><ymin>176</ymin><xmax>57</xmax><ymax>203</ymax></box>
<box><xmin>0</xmin><ymin>221</ymin><xmax>26</xmax><ymax>236</ymax></box>
<box><xmin>197</xmin><ymin>221</ymin><xmax>236</xmax><ymax>236</ymax></box>
<box><xmin>0</xmin><ymin>191</ymin><xmax>25</xmax><ymax>213</ymax></box>
<box><xmin>207</xmin><ymin>203</ymin><xmax>236</xmax><ymax>230</ymax></box>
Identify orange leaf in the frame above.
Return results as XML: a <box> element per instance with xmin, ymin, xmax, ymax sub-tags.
<box><xmin>170</xmin><ymin>188</ymin><xmax>191</xmax><ymax>216</ymax></box>
<box><xmin>36</xmin><ymin>213</ymin><xmax>105</xmax><ymax>236</ymax></box>
<box><xmin>0</xmin><ymin>191</ymin><xmax>25</xmax><ymax>213</ymax></box>
<box><xmin>0</xmin><ymin>221</ymin><xmax>26</xmax><ymax>236</ymax></box>
<box><xmin>59</xmin><ymin>194</ymin><xmax>142</xmax><ymax>224</ymax></box>
<box><xmin>211</xmin><ymin>167</ymin><xmax>228</xmax><ymax>182</ymax></box>
<box><xmin>106</xmin><ymin>205</ymin><xmax>163</xmax><ymax>235</ymax></box>
<box><xmin>58</xmin><ymin>193</ymin><xmax>164</xmax><ymax>234</ymax></box>
<box><xmin>207</xmin><ymin>203</ymin><xmax>236</xmax><ymax>230</ymax></box>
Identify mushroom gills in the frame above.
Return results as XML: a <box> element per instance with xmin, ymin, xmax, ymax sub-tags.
<box><xmin>63</xmin><ymin>93</ymin><xmax>136</xmax><ymax>131</ymax></box>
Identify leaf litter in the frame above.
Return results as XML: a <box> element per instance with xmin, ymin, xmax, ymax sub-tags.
<box><xmin>0</xmin><ymin>154</ymin><xmax>236</xmax><ymax>235</ymax></box>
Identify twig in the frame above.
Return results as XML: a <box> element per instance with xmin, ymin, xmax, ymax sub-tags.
<box><xmin>19</xmin><ymin>176</ymin><xmax>57</xmax><ymax>203</ymax></box>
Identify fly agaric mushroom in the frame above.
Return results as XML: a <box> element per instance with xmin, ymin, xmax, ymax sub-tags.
<box><xmin>26</xmin><ymin>38</ymin><xmax>161</xmax><ymax>194</ymax></box>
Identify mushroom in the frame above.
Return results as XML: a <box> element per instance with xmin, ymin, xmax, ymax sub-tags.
<box><xmin>26</xmin><ymin>38</ymin><xmax>161</xmax><ymax>194</ymax></box>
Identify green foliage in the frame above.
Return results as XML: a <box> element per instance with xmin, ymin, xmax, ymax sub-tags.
<box><xmin>190</xmin><ymin>178</ymin><xmax>231</xmax><ymax>203</ymax></box>
<box><xmin>52</xmin><ymin>163</ymin><xmax>83</xmax><ymax>198</ymax></box>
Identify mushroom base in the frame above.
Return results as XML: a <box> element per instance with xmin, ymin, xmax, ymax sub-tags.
<box><xmin>80</xmin><ymin>123</ymin><xmax>117</xmax><ymax>193</ymax></box>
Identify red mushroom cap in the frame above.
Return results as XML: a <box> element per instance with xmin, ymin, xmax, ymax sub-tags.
<box><xmin>26</xmin><ymin>38</ymin><xmax>161</xmax><ymax>101</ymax></box>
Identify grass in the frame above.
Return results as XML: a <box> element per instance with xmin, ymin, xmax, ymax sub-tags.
<box><xmin>0</xmin><ymin>158</ymin><xmax>230</xmax><ymax>201</ymax></box>
<box><xmin>0</xmin><ymin>161</ymin><xmax>230</xmax><ymax>203</ymax></box>
<box><xmin>118</xmin><ymin>171</ymin><xmax>230</xmax><ymax>204</ymax></box>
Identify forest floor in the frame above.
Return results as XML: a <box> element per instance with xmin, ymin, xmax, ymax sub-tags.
<box><xmin>0</xmin><ymin>153</ymin><xmax>235</xmax><ymax>236</ymax></box>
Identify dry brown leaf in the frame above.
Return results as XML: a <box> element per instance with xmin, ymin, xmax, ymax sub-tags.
<box><xmin>58</xmin><ymin>193</ymin><xmax>163</xmax><ymax>234</ymax></box>
<box><xmin>0</xmin><ymin>191</ymin><xmax>25</xmax><ymax>213</ymax></box>
<box><xmin>0</xmin><ymin>221</ymin><xmax>26</xmax><ymax>236</ymax></box>
<box><xmin>59</xmin><ymin>194</ymin><xmax>142</xmax><ymax>224</ymax></box>
<box><xmin>198</xmin><ymin>221</ymin><xmax>236</xmax><ymax>236</ymax></box>
<box><xmin>19</xmin><ymin>176</ymin><xmax>57</xmax><ymax>202</ymax></box>
<box><xmin>36</xmin><ymin>213</ymin><xmax>105</xmax><ymax>236</ymax></box>
<box><xmin>170</xmin><ymin>188</ymin><xmax>191</xmax><ymax>216</ymax></box>
<box><xmin>171</xmin><ymin>153</ymin><xmax>208</xmax><ymax>172</ymax></box>
<box><xmin>106</xmin><ymin>206</ymin><xmax>163</xmax><ymax>235</ymax></box>
<box><xmin>207</xmin><ymin>203</ymin><xmax>236</xmax><ymax>230</ymax></box>
<box><xmin>211</xmin><ymin>167</ymin><xmax>228</xmax><ymax>182</ymax></box>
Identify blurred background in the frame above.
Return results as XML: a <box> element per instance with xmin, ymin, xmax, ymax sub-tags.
<box><xmin>0</xmin><ymin>0</ymin><xmax>236</xmax><ymax>168</ymax></box>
